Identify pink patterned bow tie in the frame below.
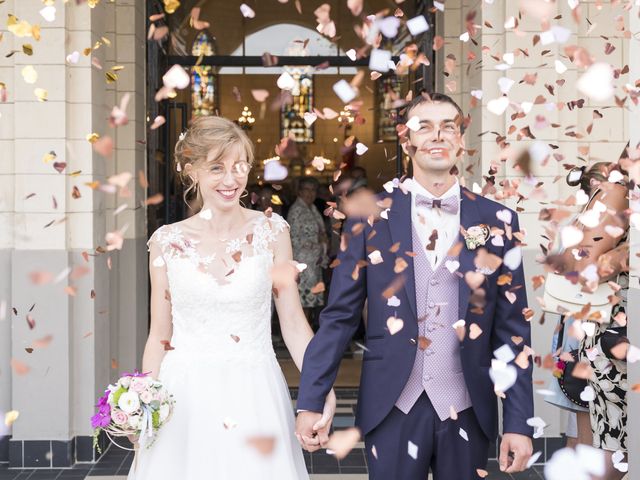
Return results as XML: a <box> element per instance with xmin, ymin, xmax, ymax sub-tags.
<box><xmin>415</xmin><ymin>194</ymin><xmax>459</xmax><ymax>215</ymax></box>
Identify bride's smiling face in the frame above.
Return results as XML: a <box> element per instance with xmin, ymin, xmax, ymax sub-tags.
<box><xmin>193</xmin><ymin>143</ymin><xmax>251</xmax><ymax>210</ymax></box>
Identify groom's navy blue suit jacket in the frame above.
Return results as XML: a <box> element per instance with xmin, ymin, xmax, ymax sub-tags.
<box><xmin>297</xmin><ymin>186</ymin><xmax>534</xmax><ymax>439</ymax></box>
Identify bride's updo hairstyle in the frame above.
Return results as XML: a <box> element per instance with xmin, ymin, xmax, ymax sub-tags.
<box><xmin>174</xmin><ymin>115</ymin><xmax>255</xmax><ymax>205</ymax></box>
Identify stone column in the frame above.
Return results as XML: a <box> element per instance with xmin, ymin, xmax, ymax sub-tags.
<box><xmin>0</xmin><ymin>0</ymin><xmax>147</xmax><ymax>467</ymax></box>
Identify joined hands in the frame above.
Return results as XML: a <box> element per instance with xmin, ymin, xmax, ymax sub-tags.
<box><xmin>295</xmin><ymin>390</ymin><xmax>336</xmax><ymax>452</ymax></box>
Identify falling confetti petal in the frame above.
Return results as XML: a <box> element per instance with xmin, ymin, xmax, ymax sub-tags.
<box><xmin>246</xmin><ymin>436</ymin><xmax>276</xmax><ymax>456</ymax></box>
<box><xmin>150</xmin><ymin>115</ymin><xmax>166</xmax><ymax>130</ymax></box>
<box><xmin>577</xmin><ymin>62</ymin><xmax>614</xmax><ymax>102</ymax></box>
<box><xmin>21</xmin><ymin>65</ymin><xmax>38</xmax><ymax>84</ymax></box>
<box><xmin>332</xmin><ymin>79</ymin><xmax>356</xmax><ymax>103</ymax></box>
<box><xmin>487</xmin><ymin>96</ymin><xmax>510</xmax><ymax>115</ymax></box>
<box><xmin>386</xmin><ymin>316</ymin><xmax>404</xmax><ymax>335</ymax></box>
<box><xmin>240</xmin><ymin>4</ymin><xmax>256</xmax><ymax>18</ymax></box>
<box><xmin>251</xmin><ymin>89</ymin><xmax>269</xmax><ymax>102</ymax></box>
<box><xmin>489</xmin><ymin>360</ymin><xmax>518</xmax><ymax>392</ymax></box>
<box><xmin>264</xmin><ymin>159</ymin><xmax>288</xmax><ymax>182</ymax></box>
<box><xmin>407</xmin><ymin>15</ymin><xmax>429</xmax><ymax>36</ymax></box>
<box><xmin>405</xmin><ymin>115</ymin><xmax>421</xmax><ymax>131</ymax></box>
<box><xmin>369</xmin><ymin>49</ymin><xmax>392</xmax><ymax>72</ymax></box>
<box><xmin>34</xmin><ymin>88</ymin><xmax>48</xmax><ymax>102</ymax></box>
<box><xmin>162</xmin><ymin>64</ymin><xmax>190</xmax><ymax>90</ymax></box>
<box><xmin>387</xmin><ymin>296</ymin><xmax>400</xmax><ymax>307</ymax></box>
<box><xmin>4</xmin><ymin>411</ymin><xmax>19</xmax><ymax>427</ymax></box>
<box><xmin>355</xmin><ymin>143</ymin><xmax>368</xmax><ymax>155</ymax></box>
<box><xmin>277</xmin><ymin>72</ymin><xmax>295</xmax><ymax>90</ymax></box>
<box><xmin>303</xmin><ymin>112</ymin><xmax>317</xmax><ymax>126</ymax></box>
<box><xmin>407</xmin><ymin>440</ymin><xmax>418</xmax><ymax>459</ymax></box>
<box><xmin>377</xmin><ymin>16</ymin><xmax>401</xmax><ymax>38</ymax></box>
<box><xmin>39</xmin><ymin>6</ymin><xmax>56</xmax><ymax>22</ymax></box>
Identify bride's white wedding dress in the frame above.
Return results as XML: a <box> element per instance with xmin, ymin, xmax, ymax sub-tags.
<box><xmin>128</xmin><ymin>213</ymin><xmax>309</xmax><ymax>479</ymax></box>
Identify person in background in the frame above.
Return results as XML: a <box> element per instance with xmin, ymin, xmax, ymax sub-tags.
<box><xmin>544</xmin><ymin>164</ymin><xmax>615</xmax><ymax>449</ymax></box>
<box><xmin>287</xmin><ymin>176</ymin><xmax>329</xmax><ymax>330</ymax></box>
<box><xmin>550</xmin><ymin>160</ymin><xmax>630</xmax><ymax>480</ymax></box>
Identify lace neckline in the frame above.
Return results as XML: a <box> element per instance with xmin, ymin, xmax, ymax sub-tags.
<box><xmin>151</xmin><ymin>213</ymin><xmax>288</xmax><ymax>282</ymax></box>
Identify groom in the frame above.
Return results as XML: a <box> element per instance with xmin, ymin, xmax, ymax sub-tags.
<box><xmin>296</xmin><ymin>92</ymin><xmax>534</xmax><ymax>478</ymax></box>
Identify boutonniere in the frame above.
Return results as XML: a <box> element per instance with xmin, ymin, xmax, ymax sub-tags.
<box><xmin>462</xmin><ymin>224</ymin><xmax>490</xmax><ymax>250</ymax></box>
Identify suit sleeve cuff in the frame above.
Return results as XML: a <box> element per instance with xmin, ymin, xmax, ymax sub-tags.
<box><xmin>296</xmin><ymin>399</ymin><xmax>324</xmax><ymax>414</ymax></box>
<box><xmin>503</xmin><ymin>423</ymin><xmax>534</xmax><ymax>438</ymax></box>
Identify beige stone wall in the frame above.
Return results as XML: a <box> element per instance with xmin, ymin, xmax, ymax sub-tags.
<box><xmin>441</xmin><ymin>0</ymin><xmax>635</xmax><ymax>438</ymax></box>
<box><xmin>0</xmin><ymin>0</ymin><xmax>147</xmax><ymax>442</ymax></box>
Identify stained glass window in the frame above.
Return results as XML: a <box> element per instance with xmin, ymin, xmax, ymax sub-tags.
<box><xmin>191</xmin><ymin>31</ymin><xmax>216</xmax><ymax>117</ymax></box>
<box><xmin>280</xmin><ymin>67</ymin><xmax>314</xmax><ymax>143</ymax></box>
<box><xmin>376</xmin><ymin>75</ymin><xmax>403</xmax><ymax>142</ymax></box>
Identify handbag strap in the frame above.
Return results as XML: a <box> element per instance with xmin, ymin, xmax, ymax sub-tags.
<box><xmin>556</xmin><ymin>315</ymin><xmax>566</xmax><ymax>353</ymax></box>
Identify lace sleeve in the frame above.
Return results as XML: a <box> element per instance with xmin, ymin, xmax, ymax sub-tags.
<box><xmin>268</xmin><ymin>212</ymin><xmax>289</xmax><ymax>236</ymax></box>
<box><xmin>147</xmin><ymin>225</ymin><xmax>167</xmax><ymax>252</ymax></box>
<box><xmin>147</xmin><ymin>225</ymin><xmax>173</xmax><ymax>268</ymax></box>
<box><xmin>253</xmin><ymin>212</ymin><xmax>290</xmax><ymax>254</ymax></box>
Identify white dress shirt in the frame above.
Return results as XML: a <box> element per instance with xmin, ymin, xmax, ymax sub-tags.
<box><xmin>409</xmin><ymin>178</ymin><xmax>461</xmax><ymax>270</ymax></box>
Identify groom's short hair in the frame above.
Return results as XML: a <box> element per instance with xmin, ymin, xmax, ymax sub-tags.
<box><xmin>403</xmin><ymin>91</ymin><xmax>466</xmax><ymax>134</ymax></box>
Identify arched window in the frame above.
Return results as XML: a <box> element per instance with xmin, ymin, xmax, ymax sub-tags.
<box><xmin>190</xmin><ymin>31</ymin><xmax>217</xmax><ymax>117</ymax></box>
<box><xmin>281</xmin><ymin>67</ymin><xmax>314</xmax><ymax>143</ymax></box>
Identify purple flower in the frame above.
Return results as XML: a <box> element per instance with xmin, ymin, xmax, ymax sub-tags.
<box><xmin>97</xmin><ymin>393</ymin><xmax>109</xmax><ymax>407</ymax></box>
<box><xmin>121</xmin><ymin>370</ymin><xmax>151</xmax><ymax>378</ymax></box>
<box><xmin>91</xmin><ymin>390</ymin><xmax>112</xmax><ymax>429</ymax></box>
<box><xmin>91</xmin><ymin>411</ymin><xmax>111</xmax><ymax>429</ymax></box>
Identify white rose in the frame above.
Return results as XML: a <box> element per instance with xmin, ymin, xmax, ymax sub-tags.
<box><xmin>127</xmin><ymin>414</ymin><xmax>141</xmax><ymax>429</ymax></box>
<box><xmin>118</xmin><ymin>391</ymin><xmax>141</xmax><ymax>414</ymax></box>
<box><xmin>119</xmin><ymin>376</ymin><xmax>131</xmax><ymax>389</ymax></box>
<box><xmin>159</xmin><ymin>403</ymin><xmax>170</xmax><ymax>422</ymax></box>
<box><xmin>467</xmin><ymin>226</ymin><xmax>485</xmax><ymax>238</ymax></box>
<box><xmin>140</xmin><ymin>390</ymin><xmax>153</xmax><ymax>404</ymax></box>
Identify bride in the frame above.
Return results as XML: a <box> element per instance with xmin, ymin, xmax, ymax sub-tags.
<box><xmin>128</xmin><ymin>116</ymin><xmax>335</xmax><ymax>479</ymax></box>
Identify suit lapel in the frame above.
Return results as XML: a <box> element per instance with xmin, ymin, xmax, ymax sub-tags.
<box><xmin>458</xmin><ymin>187</ymin><xmax>481</xmax><ymax>322</ymax></box>
<box><xmin>387</xmin><ymin>187</ymin><xmax>417</xmax><ymax>320</ymax></box>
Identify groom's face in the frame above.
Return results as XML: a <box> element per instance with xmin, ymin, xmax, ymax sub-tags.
<box><xmin>404</xmin><ymin>101</ymin><xmax>465</xmax><ymax>176</ymax></box>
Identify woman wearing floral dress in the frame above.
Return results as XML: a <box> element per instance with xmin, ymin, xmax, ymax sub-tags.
<box><xmin>552</xmin><ymin>161</ymin><xmax>630</xmax><ymax>480</ymax></box>
<box><xmin>287</xmin><ymin>177</ymin><xmax>329</xmax><ymax>329</ymax></box>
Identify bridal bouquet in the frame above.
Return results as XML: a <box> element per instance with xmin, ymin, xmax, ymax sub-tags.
<box><xmin>91</xmin><ymin>371</ymin><xmax>175</xmax><ymax>452</ymax></box>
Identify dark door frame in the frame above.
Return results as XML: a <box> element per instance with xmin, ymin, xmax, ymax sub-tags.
<box><xmin>146</xmin><ymin>0</ymin><xmax>435</xmax><ymax>228</ymax></box>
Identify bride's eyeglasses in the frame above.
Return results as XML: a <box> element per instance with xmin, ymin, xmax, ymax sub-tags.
<box><xmin>207</xmin><ymin>161</ymin><xmax>251</xmax><ymax>180</ymax></box>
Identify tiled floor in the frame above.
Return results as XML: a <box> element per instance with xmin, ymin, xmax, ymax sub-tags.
<box><xmin>0</xmin><ymin>347</ymin><xmax>552</xmax><ymax>480</ymax></box>
<box><xmin>0</xmin><ymin>389</ymin><xmax>549</xmax><ymax>479</ymax></box>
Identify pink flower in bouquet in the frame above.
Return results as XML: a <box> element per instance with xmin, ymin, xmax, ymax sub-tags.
<box><xmin>139</xmin><ymin>390</ymin><xmax>153</xmax><ymax>404</ymax></box>
<box><xmin>130</xmin><ymin>377</ymin><xmax>147</xmax><ymax>393</ymax></box>
<box><xmin>111</xmin><ymin>409</ymin><xmax>129</xmax><ymax>425</ymax></box>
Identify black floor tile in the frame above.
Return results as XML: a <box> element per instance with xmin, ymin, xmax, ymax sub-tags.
<box><xmin>310</xmin><ymin>453</ymin><xmax>339</xmax><ymax>466</ymax></box>
<box><xmin>25</xmin><ymin>471</ymin><xmax>62</xmax><ymax>480</ymax></box>
<box><xmin>339</xmin><ymin>451</ymin><xmax>366</xmax><ymax>467</ymax></box>
<box><xmin>312</xmin><ymin>464</ymin><xmax>341</xmax><ymax>473</ymax></box>
<box><xmin>511</xmin><ymin>468</ymin><xmax>544</xmax><ymax>479</ymax></box>
<box><xmin>340</xmin><ymin>466</ymin><xmax>368</xmax><ymax>473</ymax></box>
